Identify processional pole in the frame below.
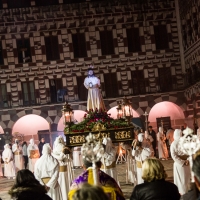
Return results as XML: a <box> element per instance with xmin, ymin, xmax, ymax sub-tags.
<box><xmin>81</xmin><ymin>133</ymin><xmax>104</xmax><ymax>185</ymax></box>
<box><xmin>143</xmin><ymin>111</ymin><xmax>149</xmax><ymax>131</ymax></box>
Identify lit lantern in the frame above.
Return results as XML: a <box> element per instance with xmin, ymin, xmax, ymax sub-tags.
<box><xmin>121</xmin><ymin>97</ymin><xmax>133</xmax><ymax>124</ymax></box>
<box><xmin>116</xmin><ymin>101</ymin><xmax>123</xmax><ymax>119</ymax></box>
<box><xmin>62</xmin><ymin>102</ymin><xmax>74</xmax><ymax>125</ymax></box>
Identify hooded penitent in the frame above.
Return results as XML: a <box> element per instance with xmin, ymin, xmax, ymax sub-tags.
<box><xmin>3</xmin><ymin>144</ymin><xmax>11</xmax><ymax>157</ymax></box>
<box><xmin>138</xmin><ymin>133</ymin><xmax>144</xmax><ymax>143</ymax></box>
<box><xmin>30</xmin><ymin>139</ymin><xmax>34</xmax><ymax>146</ymax></box>
<box><xmin>173</xmin><ymin>129</ymin><xmax>182</xmax><ymax>141</ymax></box>
<box><xmin>102</xmin><ymin>137</ymin><xmax>113</xmax><ymax>154</ymax></box>
<box><xmin>36</xmin><ymin>144</ymin><xmax>58</xmax><ymax>172</ymax></box>
<box><xmin>159</xmin><ymin>127</ymin><xmax>163</xmax><ymax>133</ymax></box>
<box><xmin>53</xmin><ymin>136</ymin><xmax>65</xmax><ymax>155</ymax></box>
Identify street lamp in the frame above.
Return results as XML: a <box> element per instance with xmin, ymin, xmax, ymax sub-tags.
<box><xmin>62</xmin><ymin>102</ymin><xmax>74</xmax><ymax>134</ymax></box>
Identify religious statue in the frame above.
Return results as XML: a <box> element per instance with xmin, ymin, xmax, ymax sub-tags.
<box><xmin>84</xmin><ymin>66</ymin><xmax>106</xmax><ymax>111</ymax></box>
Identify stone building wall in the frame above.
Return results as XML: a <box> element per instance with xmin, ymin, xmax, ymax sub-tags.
<box><xmin>0</xmin><ymin>0</ymin><xmax>194</xmax><ymax>132</ymax></box>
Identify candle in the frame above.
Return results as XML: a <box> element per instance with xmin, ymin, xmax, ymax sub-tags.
<box><xmin>118</xmin><ymin>110</ymin><xmax>123</xmax><ymax>118</ymax></box>
<box><xmin>65</xmin><ymin>113</ymin><xmax>70</xmax><ymax>122</ymax></box>
<box><xmin>125</xmin><ymin>106</ymin><xmax>130</xmax><ymax>116</ymax></box>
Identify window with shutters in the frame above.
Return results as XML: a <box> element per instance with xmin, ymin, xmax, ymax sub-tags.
<box><xmin>72</xmin><ymin>33</ymin><xmax>87</xmax><ymax>58</ymax></box>
<box><xmin>126</xmin><ymin>28</ymin><xmax>141</xmax><ymax>52</ymax></box>
<box><xmin>154</xmin><ymin>25</ymin><xmax>169</xmax><ymax>50</ymax></box>
<box><xmin>103</xmin><ymin>73</ymin><xmax>118</xmax><ymax>98</ymax></box>
<box><xmin>158</xmin><ymin>68</ymin><xmax>172</xmax><ymax>92</ymax></box>
<box><xmin>49</xmin><ymin>79</ymin><xmax>67</xmax><ymax>103</ymax></box>
<box><xmin>7</xmin><ymin>0</ymin><xmax>30</xmax><ymax>8</ymax></box>
<box><xmin>22</xmin><ymin>82</ymin><xmax>36</xmax><ymax>106</ymax></box>
<box><xmin>0</xmin><ymin>84</ymin><xmax>8</xmax><ymax>108</ymax></box>
<box><xmin>77</xmin><ymin>76</ymin><xmax>88</xmax><ymax>101</ymax></box>
<box><xmin>17</xmin><ymin>38</ymin><xmax>32</xmax><ymax>63</ymax></box>
<box><xmin>131</xmin><ymin>70</ymin><xmax>146</xmax><ymax>95</ymax></box>
<box><xmin>44</xmin><ymin>36</ymin><xmax>60</xmax><ymax>61</ymax></box>
<box><xmin>100</xmin><ymin>30</ymin><xmax>115</xmax><ymax>55</ymax></box>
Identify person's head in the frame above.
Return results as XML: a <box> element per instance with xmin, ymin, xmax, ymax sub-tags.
<box><xmin>138</xmin><ymin>133</ymin><xmax>144</xmax><ymax>146</ymax></box>
<box><xmin>62</xmin><ymin>147</ymin><xmax>71</xmax><ymax>155</ymax></box>
<box><xmin>159</xmin><ymin>127</ymin><xmax>163</xmax><ymax>133</ymax></box>
<box><xmin>14</xmin><ymin>169</ymin><xmax>40</xmax><ymax>187</ymax></box>
<box><xmin>134</xmin><ymin>127</ymin><xmax>139</xmax><ymax>136</ymax></box>
<box><xmin>102</xmin><ymin>137</ymin><xmax>113</xmax><ymax>153</ymax></box>
<box><xmin>148</xmin><ymin>126</ymin><xmax>152</xmax><ymax>130</ymax></box>
<box><xmin>15</xmin><ymin>139</ymin><xmax>19</xmax><ymax>144</ymax></box>
<box><xmin>173</xmin><ymin>129</ymin><xmax>182</xmax><ymax>141</ymax></box>
<box><xmin>4</xmin><ymin>144</ymin><xmax>10</xmax><ymax>149</ymax></box>
<box><xmin>30</xmin><ymin>139</ymin><xmax>34</xmax><ymax>145</ymax></box>
<box><xmin>82</xmin><ymin>158</ymin><xmax>101</xmax><ymax>170</ymax></box>
<box><xmin>72</xmin><ymin>183</ymin><xmax>109</xmax><ymax>200</ymax></box>
<box><xmin>22</xmin><ymin>141</ymin><xmax>27</xmax><ymax>147</ymax></box>
<box><xmin>87</xmin><ymin>65</ymin><xmax>95</xmax><ymax>76</ymax></box>
<box><xmin>88</xmin><ymin>69</ymin><xmax>94</xmax><ymax>76</ymax></box>
<box><xmin>142</xmin><ymin>158</ymin><xmax>167</xmax><ymax>182</ymax></box>
<box><xmin>58</xmin><ymin>136</ymin><xmax>65</xmax><ymax>144</ymax></box>
<box><xmin>42</xmin><ymin>143</ymin><xmax>51</xmax><ymax>155</ymax></box>
<box><xmin>192</xmin><ymin>154</ymin><xmax>200</xmax><ymax>191</ymax></box>
<box><xmin>40</xmin><ymin>138</ymin><xmax>45</xmax><ymax>143</ymax></box>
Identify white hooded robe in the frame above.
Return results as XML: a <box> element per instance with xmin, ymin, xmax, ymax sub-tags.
<box><xmin>2</xmin><ymin>144</ymin><xmax>15</xmax><ymax>178</ymax></box>
<box><xmin>27</xmin><ymin>139</ymin><xmax>39</xmax><ymax>172</ymax></box>
<box><xmin>52</xmin><ymin>136</ymin><xmax>74</xmax><ymax>200</ymax></box>
<box><xmin>132</xmin><ymin>133</ymin><xmax>151</xmax><ymax>185</ymax></box>
<box><xmin>101</xmin><ymin>137</ymin><xmax>118</xmax><ymax>182</ymax></box>
<box><xmin>12</xmin><ymin>140</ymin><xmax>23</xmax><ymax>172</ymax></box>
<box><xmin>35</xmin><ymin>143</ymin><xmax>62</xmax><ymax>200</ymax></box>
<box><xmin>170</xmin><ymin>129</ymin><xmax>191</xmax><ymax>195</ymax></box>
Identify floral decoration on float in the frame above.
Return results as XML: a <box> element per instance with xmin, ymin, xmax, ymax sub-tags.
<box><xmin>65</xmin><ymin>108</ymin><xmax>130</xmax><ymax>133</ymax></box>
<box><xmin>64</xmin><ymin>108</ymin><xmax>135</xmax><ymax>147</ymax></box>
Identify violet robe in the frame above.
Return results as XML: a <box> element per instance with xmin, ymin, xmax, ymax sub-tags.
<box><xmin>68</xmin><ymin>167</ymin><xmax>125</xmax><ymax>200</ymax></box>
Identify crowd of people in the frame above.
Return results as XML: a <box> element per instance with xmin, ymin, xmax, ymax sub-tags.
<box><xmin>1</xmin><ymin>124</ymin><xmax>200</xmax><ymax>200</ymax></box>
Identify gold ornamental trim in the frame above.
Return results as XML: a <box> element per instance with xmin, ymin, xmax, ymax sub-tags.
<box><xmin>59</xmin><ymin>165</ymin><xmax>67</xmax><ymax>172</ymax></box>
<box><xmin>115</xmin><ymin>131</ymin><xmax>131</xmax><ymax>139</ymax></box>
<box><xmin>92</xmin><ymin>122</ymin><xmax>107</xmax><ymax>132</ymax></box>
<box><xmin>69</xmin><ymin>132</ymin><xmax>111</xmax><ymax>144</ymax></box>
<box><xmin>136</xmin><ymin>161</ymin><xmax>142</xmax><ymax>168</ymax></box>
<box><xmin>69</xmin><ymin>135</ymin><xmax>86</xmax><ymax>144</ymax></box>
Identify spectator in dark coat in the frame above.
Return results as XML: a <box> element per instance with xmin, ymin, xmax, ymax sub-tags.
<box><xmin>38</xmin><ymin>138</ymin><xmax>45</xmax><ymax>157</ymax></box>
<box><xmin>8</xmin><ymin>169</ymin><xmax>52</xmax><ymax>200</ymax></box>
<box><xmin>192</xmin><ymin>154</ymin><xmax>200</xmax><ymax>200</ymax></box>
<box><xmin>130</xmin><ymin>158</ymin><xmax>180</xmax><ymax>200</ymax></box>
<box><xmin>148</xmin><ymin>126</ymin><xmax>157</xmax><ymax>156</ymax></box>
